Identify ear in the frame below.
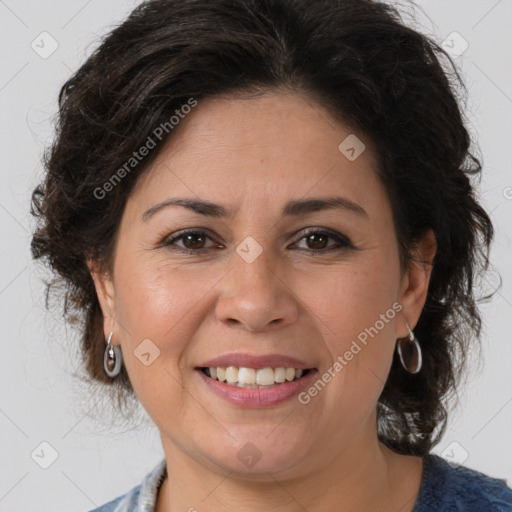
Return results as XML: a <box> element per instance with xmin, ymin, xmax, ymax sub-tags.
<box><xmin>87</xmin><ymin>259</ymin><xmax>117</xmax><ymax>342</ymax></box>
<box><xmin>397</xmin><ymin>229</ymin><xmax>437</xmax><ymax>338</ymax></box>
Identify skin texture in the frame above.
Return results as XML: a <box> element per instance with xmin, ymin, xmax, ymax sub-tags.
<box><xmin>90</xmin><ymin>90</ymin><xmax>437</xmax><ymax>512</ymax></box>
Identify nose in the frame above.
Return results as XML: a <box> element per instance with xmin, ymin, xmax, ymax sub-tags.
<box><xmin>215</xmin><ymin>248</ymin><xmax>299</xmax><ymax>332</ymax></box>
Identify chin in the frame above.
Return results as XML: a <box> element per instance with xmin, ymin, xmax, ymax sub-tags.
<box><xmin>204</xmin><ymin>436</ymin><xmax>310</xmax><ymax>478</ymax></box>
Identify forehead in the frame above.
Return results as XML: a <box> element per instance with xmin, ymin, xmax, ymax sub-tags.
<box><xmin>126</xmin><ymin>91</ymin><xmax>385</xmax><ymax>218</ymax></box>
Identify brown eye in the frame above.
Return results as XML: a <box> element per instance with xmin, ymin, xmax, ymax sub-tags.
<box><xmin>163</xmin><ymin>229</ymin><xmax>219</xmax><ymax>253</ymax></box>
<box><xmin>182</xmin><ymin>233</ymin><xmax>207</xmax><ymax>249</ymax></box>
<box><xmin>292</xmin><ymin>228</ymin><xmax>353</xmax><ymax>253</ymax></box>
<box><xmin>305</xmin><ymin>233</ymin><xmax>329</xmax><ymax>250</ymax></box>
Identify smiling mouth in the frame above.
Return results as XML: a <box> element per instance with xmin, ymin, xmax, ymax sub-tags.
<box><xmin>197</xmin><ymin>366</ymin><xmax>314</xmax><ymax>389</ymax></box>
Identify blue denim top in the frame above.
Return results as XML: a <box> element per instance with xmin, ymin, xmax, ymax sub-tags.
<box><xmin>89</xmin><ymin>453</ymin><xmax>512</xmax><ymax>511</ymax></box>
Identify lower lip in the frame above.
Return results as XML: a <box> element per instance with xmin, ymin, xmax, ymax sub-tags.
<box><xmin>195</xmin><ymin>368</ymin><xmax>318</xmax><ymax>408</ymax></box>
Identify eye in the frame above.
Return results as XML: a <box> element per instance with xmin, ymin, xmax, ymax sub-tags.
<box><xmin>162</xmin><ymin>229</ymin><xmax>221</xmax><ymax>252</ymax></box>
<box><xmin>160</xmin><ymin>227</ymin><xmax>353</xmax><ymax>254</ymax></box>
<box><xmin>291</xmin><ymin>228</ymin><xmax>353</xmax><ymax>253</ymax></box>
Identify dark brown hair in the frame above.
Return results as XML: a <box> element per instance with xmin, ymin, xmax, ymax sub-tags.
<box><xmin>31</xmin><ymin>0</ymin><xmax>493</xmax><ymax>454</ymax></box>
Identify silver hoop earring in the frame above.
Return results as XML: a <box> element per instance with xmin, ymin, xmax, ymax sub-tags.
<box><xmin>104</xmin><ymin>331</ymin><xmax>123</xmax><ymax>378</ymax></box>
<box><xmin>396</xmin><ymin>322</ymin><xmax>422</xmax><ymax>374</ymax></box>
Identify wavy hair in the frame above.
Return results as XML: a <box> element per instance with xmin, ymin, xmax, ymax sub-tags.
<box><xmin>31</xmin><ymin>0</ymin><xmax>493</xmax><ymax>454</ymax></box>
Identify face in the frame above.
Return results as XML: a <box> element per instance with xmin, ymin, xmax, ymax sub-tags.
<box><xmin>91</xmin><ymin>90</ymin><xmax>434</xmax><ymax>479</ymax></box>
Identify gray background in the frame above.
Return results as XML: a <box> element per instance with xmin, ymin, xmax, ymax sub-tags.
<box><xmin>1</xmin><ymin>0</ymin><xmax>511</xmax><ymax>510</ymax></box>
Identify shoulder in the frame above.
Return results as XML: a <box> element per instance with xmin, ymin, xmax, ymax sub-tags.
<box><xmin>86</xmin><ymin>485</ymin><xmax>142</xmax><ymax>512</ymax></box>
<box><xmin>86</xmin><ymin>458</ymin><xmax>167</xmax><ymax>512</ymax></box>
<box><xmin>414</xmin><ymin>453</ymin><xmax>512</xmax><ymax>512</ymax></box>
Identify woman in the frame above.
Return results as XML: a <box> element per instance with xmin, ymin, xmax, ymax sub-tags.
<box><xmin>31</xmin><ymin>0</ymin><xmax>512</xmax><ymax>510</ymax></box>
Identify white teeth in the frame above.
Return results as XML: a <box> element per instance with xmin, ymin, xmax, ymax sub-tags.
<box><xmin>238</xmin><ymin>367</ymin><xmax>256</xmax><ymax>385</ymax></box>
<box><xmin>274</xmin><ymin>367</ymin><xmax>286</xmax><ymax>383</ymax></box>
<box><xmin>203</xmin><ymin>366</ymin><xmax>308</xmax><ymax>387</ymax></box>
<box><xmin>225</xmin><ymin>366</ymin><xmax>238</xmax><ymax>384</ymax></box>
<box><xmin>255</xmin><ymin>367</ymin><xmax>274</xmax><ymax>386</ymax></box>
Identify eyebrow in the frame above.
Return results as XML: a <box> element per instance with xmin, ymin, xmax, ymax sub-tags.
<box><xmin>141</xmin><ymin>195</ymin><xmax>368</xmax><ymax>221</ymax></box>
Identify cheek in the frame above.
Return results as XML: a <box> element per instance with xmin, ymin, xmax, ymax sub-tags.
<box><xmin>114</xmin><ymin>256</ymin><xmax>210</xmax><ymax>335</ymax></box>
<box><xmin>110</xmin><ymin>260</ymin><xmax>210</xmax><ymax>424</ymax></box>
<box><xmin>304</xmin><ymin>251</ymin><xmax>401</xmax><ymax>409</ymax></box>
<box><xmin>305</xmin><ymin>252</ymin><xmax>400</xmax><ymax>341</ymax></box>
<box><xmin>112</xmin><ymin>257</ymin><xmax>227</xmax><ymax>380</ymax></box>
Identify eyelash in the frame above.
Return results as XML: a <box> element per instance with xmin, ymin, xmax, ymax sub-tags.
<box><xmin>160</xmin><ymin>227</ymin><xmax>354</xmax><ymax>254</ymax></box>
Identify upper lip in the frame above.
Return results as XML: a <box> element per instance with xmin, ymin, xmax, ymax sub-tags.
<box><xmin>197</xmin><ymin>353</ymin><xmax>316</xmax><ymax>370</ymax></box>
